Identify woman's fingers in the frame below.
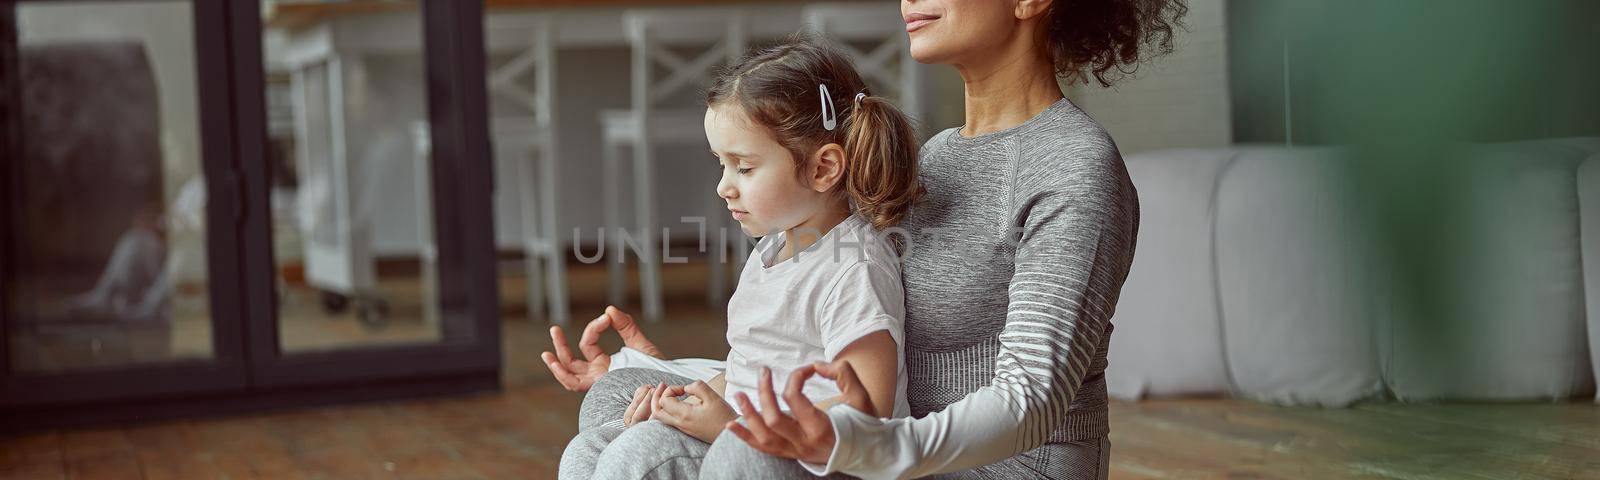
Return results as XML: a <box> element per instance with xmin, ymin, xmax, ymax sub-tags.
<box><xmin>730</xmin><ymin>380</ymin><xmax>830</xmax><ymax>463</ymax></box>
<box><xmin>833</xmin><ymin>361</ymin><xmax>872</xmax><ymax>412</ymax></box>
<box><xmin>782</xmin><ymin>365</ymin><xmax>828</xmax><ymax>427</ymax></box>
<box><xmin>730</xmin><ymin>395</ymin><xmax>796</xmax><ymax>458</ymax></box>
<box><xmin>729</xmin><ymin>420</ymin><xmax>789</xmax><ymax>456</ymax></box>
<box><xmin>815</xmin><ymin>360</ymin><xmax>873</xmax><ymax>413</ymax></box>
<box><xmin>757</xmin><ymin>367</ymin><xmax>784</xmax><ymax>424</ymax></box>
<box><xmin>735</xmin><ymin>392</ymin><xmax>777</xmax><ymax>442</ymax></box>
<box><xmin>725</xmin><ymin>421</ymin><xmax>761</xmax><ymax>450</ymax></box>
<box><xmin>752</xmin><ymin>369</ymin><xmax>803</xmax><ymax>442</ymax></box>
<box><xmin>739</xmin><ymin>397</ymin><xmax>789</xmax><ymax>453</ymax></box>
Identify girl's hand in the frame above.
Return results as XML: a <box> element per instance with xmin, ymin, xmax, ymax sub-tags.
<box><xmin>599</xmin><ymin>306</ymin><xmax>665</xmax><ymax>359</ymax></box>
<box><xmin>622</xmin><ymin>382</ymin><xmax>666</xmax><ymax>427</ymax></box>
<box><xmin>654</xmin><ymin>380</ymin><xmax>739</xmax><ymax>444</ymax></box>
<box><xmin>541</xmin><ymin>306</ymin><xmax>664</xmax><ymax>392</ymax></box>
<box><xmin>725</xmin><ymin>363</ymin><xmax>872</xmax><ymax>465</ymax></box>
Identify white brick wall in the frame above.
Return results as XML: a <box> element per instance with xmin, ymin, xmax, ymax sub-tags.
<box><xmin>1065</xmin><ymin>0</ymin><xmax>1231</xmax><ymax>155</ymax></box>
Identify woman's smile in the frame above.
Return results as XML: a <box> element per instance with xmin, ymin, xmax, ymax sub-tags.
<box><xmin>904</xmin><ymin>12</ymin><xmax>939</xmax><ymax>33</ymax></box>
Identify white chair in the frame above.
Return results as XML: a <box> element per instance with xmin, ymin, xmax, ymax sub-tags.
<box><xmin>601</xmin><ymin>9</ymin><xmax>748</xmax><ymax>321</ymax></box>
<box><xmin>412</xmin><ymin>18</ymin><xmax>571</xmax><ymax>325</ymax></box>
<box><xmin>802</xmin><ymin>2</ymin><xmax>924</xmax><ymax>125</ymax></box>
<box><xmin>493</xmin><ymin>19</ymin><xmax>570</xmax><ymax>326</ymax></box>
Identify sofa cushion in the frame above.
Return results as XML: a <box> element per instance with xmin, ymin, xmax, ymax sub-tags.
<box><xmin>1214</xmin><ymin>146</ymin><xmax>1384</xmax><ymax>406</ymax></box>
<box><xmin>1109</xmin><ymin>149</ymin><xmax>1237</xmax><ymax>400</ymax></box>
<box><xmin>1579</xmin><ymin>152</ymin><xmax>1600</xmax><ymax>403</ymax></box>
<box><xmin>1382</xmin><ymin>139</ymin><xmax>1594</xmax><ymax>401</ymax></box>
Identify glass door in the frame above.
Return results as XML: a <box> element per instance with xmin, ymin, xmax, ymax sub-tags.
<box><xmin>1</xmin><ymin>0</ymin><xmax>499</xmax><ymax>423</ymax></box>
<box><xmin>0</xmin><ymin>0</ymin><xmax>248</xmax><ymax>407</ymax></box>
<box><xmin>243</xmin><ymin>0</ymin><xmax>500</xmax><ymax>388</ymax></box>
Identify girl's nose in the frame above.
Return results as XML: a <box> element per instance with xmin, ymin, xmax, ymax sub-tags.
<box><xmin>716</xmin><ymin>174</ymin><xmax>737</xmax><ymax>200</ymax></box>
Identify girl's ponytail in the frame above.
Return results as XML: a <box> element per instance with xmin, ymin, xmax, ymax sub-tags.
<box><xmin>841</xmin><ymin>94</ymin><xmax>924</xmax><ymax>231</ymax></box>
<box><xmin>707</xmin><ymin>35</ymin><xmax>924</xmax><ymax>231</ymax></box>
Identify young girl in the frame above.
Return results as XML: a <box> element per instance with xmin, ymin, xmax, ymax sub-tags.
<box><xmin>555</xmin><ymin>36</ymin><xmax>924</xmax><ymax>479</ymax></box>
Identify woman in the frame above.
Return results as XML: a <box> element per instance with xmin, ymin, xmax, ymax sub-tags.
<box><xmin>545</xmin><ymin>0</ymin><xmax>1184</xmax><ymax>477</ymax></box>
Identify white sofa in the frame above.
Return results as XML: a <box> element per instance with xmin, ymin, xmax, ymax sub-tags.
<box><xmin>1111</xmin><ymin>139</ymin><xmax>1600</xmax><ymax>406</ymax></box>
<box><xmin>1582</xmin><ymin>151</ymin><xmax>1600</xmax><ymax>403</ymax></box>
<box><xmin>1108</xmin><ymin>149</ymin><xmax>1234</xmax><ymax>400</ymax></box>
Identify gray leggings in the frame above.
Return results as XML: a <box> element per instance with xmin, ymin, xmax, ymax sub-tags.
<box><xmin>560</xmin><ymin>368</ymin><xmax>1109</xmax><ymax>479</ymax></box>
<box><xmin>560</xmin><ymin>369</ymin><xmax>701</xmax><ymax>480</ymax></box>
<box><xmin>560</xmin><ymin>368</ymin><xmax>843</xmax><ymax>480</ymax></box>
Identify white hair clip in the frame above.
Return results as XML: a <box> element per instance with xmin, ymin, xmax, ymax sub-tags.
<box><xmin>820</xmin><ymin>83</ymin><xmax>838</xmax><ymax>131</ymax></box>
<box><xmin>855</xmin><ymin>92</ymin><xmax>867</xmax><ymax>104</ymax></box>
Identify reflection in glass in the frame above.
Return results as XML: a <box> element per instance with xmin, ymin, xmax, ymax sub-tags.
<box><xmin>264</xmin><ymin>1</ymin><xmax>447</xmax><ymax>352</ymax></box>
<box><xmin>5</xmin><ymin>1</ymin><xmax>211</xmax><ymax>372</ymax></box>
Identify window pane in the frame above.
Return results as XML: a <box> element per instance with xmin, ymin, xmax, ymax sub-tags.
<box><xmin>5</xmin><ymin>1</ymin><xmax>212</xmax><ymax>373</ymax></box>
<box><xmin>264</xmin><ymin>0</ymin><xmax>448</xmax><ymax>353</ymax></box>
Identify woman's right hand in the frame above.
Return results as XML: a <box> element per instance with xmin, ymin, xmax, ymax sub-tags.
<box><xmin>725</xmin><ymin>362</ymin><xmax>872</xmax><ymax>465</ymax></box>
<box><xmin>541</xmin><ymin>306</ymin><xmax>665</xmax><ymax>392</ymax></box>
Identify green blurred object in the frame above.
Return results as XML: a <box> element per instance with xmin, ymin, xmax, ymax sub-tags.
<box><xmin>1228</xmin><ymin>0</ymin><xmax>1600</xmax><ymax>400</ymax></box>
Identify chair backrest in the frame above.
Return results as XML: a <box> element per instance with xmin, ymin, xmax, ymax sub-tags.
<box><xmin>622</xmin><ymin>9</ymin><xmax>747</xmax><ymax>108</ymax></box>
<box><xmin>485</xmin><ymin>16</ymin><xmax>557</xmax><ymax>129</ymax></box>
<box><xmin>802</xmin><ymin>3</ymin><xmax>922</xmax><ymax>123</ymax></box>
<box><xmin>410</xmin><ymin>117</ymin><xmax>543</xmax><ymax>154</ymax></box>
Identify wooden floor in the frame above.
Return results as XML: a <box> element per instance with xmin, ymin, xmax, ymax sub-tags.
<box><xmin>5</xmin><ymin>264</ymin><xmax>1599</xmax><ymax>479</ymax></box>
<box><xmin>1108</xmin><ymin>398</ymin><xmax>1599</xmax><ymax>479</ymax></box>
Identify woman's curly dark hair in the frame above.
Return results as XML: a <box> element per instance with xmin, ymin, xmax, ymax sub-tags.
<box><xmin>1045</xmin><ymin>0</ymin><xmax>1189</xmax><ymax>87</ymax></box>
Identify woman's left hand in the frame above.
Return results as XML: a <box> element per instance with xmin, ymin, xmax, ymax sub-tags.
<box><xmin>725</xmin><ymin>362</ymin><xmax>872</xmax><ymax>465</ymax></box>
<box><xmin>653</xmin><ymin>380</ymin><xmax>739</xmax><ymax>444</ymax></box>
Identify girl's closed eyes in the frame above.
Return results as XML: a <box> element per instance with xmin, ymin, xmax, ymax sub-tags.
<box><xmin>712</xmin><ymin>163</ymin><xmax>754</xmax><ymax>176</ymax></box>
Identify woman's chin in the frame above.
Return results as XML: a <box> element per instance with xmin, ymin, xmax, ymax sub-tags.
<box><xmin>907</xmin><ymin>41</ymin><xmax>952</xmax><ymax>65</ymax></box>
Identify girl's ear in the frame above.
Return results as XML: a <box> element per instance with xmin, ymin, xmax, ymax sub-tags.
<box><xmin>808</xmin><ymin>143</ymin><xmax>847</xmax><ymax>193</ymax></box>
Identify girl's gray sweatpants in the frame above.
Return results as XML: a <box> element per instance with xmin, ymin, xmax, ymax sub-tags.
<box><xmin>559</xmin><ymin>368</ymin><xmax>843</xmax><ymax>480</ymax></box>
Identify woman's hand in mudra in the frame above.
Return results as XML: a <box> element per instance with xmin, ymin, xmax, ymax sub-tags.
<box><xmin>725</xmin><ymin>362</ymin><xmax>872</xmax><ymax>465</ymax></box>
<box><xmin>541</xmin><ymin>306</ymin><xmax>664</xmax><ymax>392</ymax></box>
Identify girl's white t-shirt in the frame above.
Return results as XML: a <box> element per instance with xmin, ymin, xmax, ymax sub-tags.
<box><xmin>723</xmin><ymin>215</ymin><xmax>909</xmax><ymax>418</ymax></box>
